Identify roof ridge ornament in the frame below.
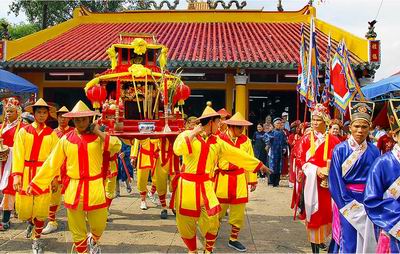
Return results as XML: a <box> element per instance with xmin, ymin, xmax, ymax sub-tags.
<box><xmin>365</xmin><ymin>20</ymin><xmax>377</xmax><ymax>40</ymax></box>
<box><xmin>277</xmin><ymin>0</ymin><xmax>283</xmax><ymax>12</ymax></box>
<box><xmin>207</xmin><ymin>0</ymin><xmax>247</xmax><ymax>10</ymax></box>
<box><xmin>144</xmin><ymin>0</ymin><xmax>180</xmax><ymax>10</ymax></box>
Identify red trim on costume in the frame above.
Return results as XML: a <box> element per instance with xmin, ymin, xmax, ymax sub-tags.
<box><xmin>48</xmin><ymin>205</ymin><xmax>58</xmax><ymax>221</ymax></box>
<box><xmin>159</xmin><ymin>194</ymin><xmax>167</xmax><ymax>208</ymax></box>
<box><xmin>184</xmin><ymin>136</ymin><xmax>193</xmax><ymax>155</ymax></box>
<box><xmin>178</xmin><ymin>173</ymin><xmax>217</xmax><ymax>217</ymax></box>
<box><xmin>200</xmin><ymin>183</ymin><xmax>221</xmax><ymax>216</ymax></box>
<box><xmin>138</xmin><ymin>142</ymin><xmax>158</xmax><ymax>169</ymax></box>
<box><xmin>74</xmin><ymin>239</ymin><xmax>88</xmax><ymax>254</ymax></box>
<box><xmin>150</xmin><ymin>184</ymin><xmax>157</xmax><ymax>194</ymax></box>
<box><xmin>102</xmin><ymin>134</ymin><xmax>111</xmax><ymax>179</ymax></box>
<box><xmin>33</xmin><ymin>218</ymin><xmax>45</xmax><ymax>239</ymax></box>
<box><xmin>252</xmin><ymin>161</ymin><xmax>263</xmax><ymax>173</ymax></box>
<box><xmin>217</xmin><ymin>197</ymin><xmax>248</xmax><ymax>204</ymax></box>
<box><xmin>196</xmin><ymin>135</ymin><xmax>216</xmax><ymax>175</ymax></box>
<box><xmin>23</xmin><ymin>125</ymin><xmax>53</xmax><ymax>188</ymax></box>
<box><xmin>182</xmin><ymin>236</ymin><xmax>197</xmax><ymax>252</ymax></box>
<box><xmin>205</xmin><ymin>232</ymin><xmax>217</xmax><ymax>252</ymax></box>
<box><xmin>106</xmin><ymin>197</ymin><xmax>112</xmax><ymax>208</ymax></box>
<box><xmin>214</xmin><ymin>169</ymin><xmax>249</xmax><ymax>204</ymax></box>
<box><xmin>29</xmin><ymin>182</ymin><xmax>50</xmax><ymax>195</ymax></box>
<box><xmin>64</xmin><ymin>132</ymin><xmax>107</xmax><ymax>211</ymax></box>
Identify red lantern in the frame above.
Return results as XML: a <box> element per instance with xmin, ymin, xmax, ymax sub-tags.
<box><xmin>86</xmin><ymin>85</ymin><xmax>107</xmax><ymax>109</ymax></box>
<box><xmin>173</xmin><ymin>83</ymin><xmax>191</xmax><ymax>106</ymax></box>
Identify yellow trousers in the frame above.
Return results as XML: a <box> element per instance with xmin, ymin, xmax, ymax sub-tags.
<box><xmin>177</xmin><ymin>205</ymin><xmax>220</xmax><ymax>253</ymax></box>
<box><xmin>219</xmin><ymin>203</ymin><xmax>246</xmax><ymax>241</ymax></box>
<box><xmin>219</xmin><ymin>203</ymin><xmax>246</xmax><ymax>229</ymax></box>
<box><xmin>67</xmin><ymin>201</ymin><xmax>108</xmax><ymax>243</ymax></box>
<box><xmin>105</xmin><ymin>176</ymin><xmax>117</xmax><ymax>199</ymax></box>
<box><xmin>155</xmin><ymin>160</ymin><xmax>169</xmax><ymax>196</ymax></box>
<box><xmin>49</xmin><ymin>185</ymin><xmax>62</xmax><ymax>207</ymax></box>
<box><xmin>177</xmin><ymin>205</ymin><xmax>219</xmax><ymax>238</ymax></box>
<box><xmin>137</xmin><ymin>167</ymin><xmax>157</xmax><ymax>196</ymax></box>
<box><xmin>16</xmin><ymin>193</ymin><xmax>51</xmax><ymax>221</ymax></box>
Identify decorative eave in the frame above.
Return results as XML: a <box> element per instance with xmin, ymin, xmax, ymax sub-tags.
<box><xmin>0</xmin><ymin>60</ymin><xmax>378</xmax><ymax>71</ymax></box>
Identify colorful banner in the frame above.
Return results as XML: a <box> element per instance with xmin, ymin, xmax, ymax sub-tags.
<box><xmin>297</xmin><ymin>25</ymin><xmax>309</xmax><ymax>103</ymax></box>
<box><xmin>297</xmin><ymin>19</ymin><xmax>320</xmax><ymax>107</ymax></box>
<box><xmin>330</xmin><ymin>45</ymin><xmax>356</xmax><ymax>112</ymax></box>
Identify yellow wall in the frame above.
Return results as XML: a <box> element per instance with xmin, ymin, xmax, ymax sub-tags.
<box><xmin>17</xmin><ymin>72</ymin><xmax>87</xmax><ymax>98</ymax></box>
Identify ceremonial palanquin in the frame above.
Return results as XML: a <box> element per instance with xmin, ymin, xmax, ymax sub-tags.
<box><xmin>84</xmin><ymin>34</ymin><xmax>190</xmax><ymax>140</ymax></box>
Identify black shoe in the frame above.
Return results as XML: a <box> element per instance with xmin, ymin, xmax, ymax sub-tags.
<box><xmin>228</xmin><ymin>240</ymin><xmax>247</xmax><ymax>252</ymax></box>
<box><xmin>171</xmin><ymin>209</ymin><xmax>176</xmax><ymax>215</ymax></box>
<box><xmin>319</xmin><ymin>243</ymin><xmax>328</xmax><ymax>251</ymax></box>
<box><xmin>160</xmin><ymin>209</ymin><xmax>168</xmax><ymax>219</ymax></box>
<box><xmin>26</xmin><ymin>223</ymin><xmax>34</xmax><ymax>239</ymax></box>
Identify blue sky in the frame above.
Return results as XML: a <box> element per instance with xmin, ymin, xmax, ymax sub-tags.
<box><xmin>0</xmin><ymin>0</ymin><xmax>399</xmax><ymax>80</ymax></box>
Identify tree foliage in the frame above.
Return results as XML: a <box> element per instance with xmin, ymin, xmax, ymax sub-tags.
<box><xmin>8</xmin><ymin>0</ymin><xmax>151</xmax><ymax>29</ymax></box>
<box><xmin>0</xmin><ymin>18</ymin><xmax>40</xmax><ymax>40</ymax></box>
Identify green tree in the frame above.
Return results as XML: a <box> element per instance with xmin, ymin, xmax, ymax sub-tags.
<box><xmin>8</xmin><ymin>0</ymin><xmax>151</xmax><ymax>29</ymax></box>
<box><xmin>0</xmin><ymin>18</ymin><xmax>41</xmax><ymax>40</ymax></box>
<box><xmin>9</xmin><ymin>23</ymin><xmax>41</xmax><ymax>40</ymax></box>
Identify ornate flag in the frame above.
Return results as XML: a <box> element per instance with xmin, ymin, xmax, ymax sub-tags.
<box><xmin>306</xmin><ymin>22</ymin><xmax>321</xmax><ymax>107</ymax></box>
<box><xmin>330</xmin><ymin>41</ymin><xmax>356</xmax><ymax>112</ymax></box>
<box><xmin>297</xmin><ymin>19</ymin><xmax>320</xmax><ymax>107</ymax></box>
<box><xmin>297</xmin><ymin>25</ymin><xmax>309</xmax><ymax>103</ymax></box>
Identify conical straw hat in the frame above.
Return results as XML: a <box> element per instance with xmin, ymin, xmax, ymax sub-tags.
<box><xmin>62</xmin><ymin>101</ymin><xmax>99</xmax><ymax>118</ymax></box>
<box><xmin>196</xmin><ymin>102</ymin><xmax>220</xmax><ymax>121</ymax></box>
<box><xmin>223</xmin><ymin>112</ymin><xmax>252</xmax><ymax>126</ymax></box>
<box><xmin>217</xmin><ymin>108</ymin><xmax>231</xmax><ymax>118</ymax></box>
<box><xmin>57</xmin><ymin>106</ymin><xmax>70</xmax><ymax>113</ymax></box>
<box><xmin>24</xmin><ymin>98</ymin><xmax>57</xmax><ymax>119</ymax></box>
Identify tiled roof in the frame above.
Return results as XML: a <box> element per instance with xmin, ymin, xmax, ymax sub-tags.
<box><xmin>4</xmin><ymin>22</ymin><xmax>370</xmax><ymax>70</ymax></box>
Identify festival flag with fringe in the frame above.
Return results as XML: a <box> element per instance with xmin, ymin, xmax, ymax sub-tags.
<box><xmin>297</xmin><ymin>25</ymin><xmax>309</xmax><ymax>103</ymax></box>
<box><xmin>305</xmin><ymin>20</ymin><xmax>321</xmax><ymax>107</ymax></box>
<box><xmin>330</xmin><ymin>41</ymin><xmax>356</xmax><ymax>112</ymax></box>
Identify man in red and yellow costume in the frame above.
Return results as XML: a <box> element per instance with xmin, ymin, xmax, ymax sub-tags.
<box><xmin>0</xmin><ymin>97</ymin><xmax>24</xmax><ymax>231</ymax></box>
<box><xmin>130</xmin><ymin>138</ymin><xmax>160</xmax><ymax>210</ymax></box>
<box><xmin>173</xmin><ymin>103</ymin><xmax>270</xmax><ymax>253</ymax></box>
<box><xmin>214</xmin><ymin>112</ymin><xmax>258</xmax><ymax>252</ymax></box>
<box><xmin>42</xmin><ymin>106</ymin><xmax>73</xmax><ymax>235</ymax></box>
<box><xmin>296</xmin><ymin>104</ymin><xmax>340</xmax><ymax>253</ymax></box>
<box><xmin>12</xmin><ymin>98</ymin><xmax>59</xmax><ymax>253</ymax></box>
<box><xmin>155</xmin><ymin>137</ymin><xmax>179</xmax><ymax>219</ymax></box>
<box><xmin>28</xmin><ymin>100</ymin><xmax>121</xmax><ymax>254</ymax></box>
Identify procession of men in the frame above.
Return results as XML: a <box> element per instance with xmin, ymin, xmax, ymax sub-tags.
<box><xmin>0</xmin><ymin>95</ymin><xmax>399</xmax><ymax>254</ymax></box>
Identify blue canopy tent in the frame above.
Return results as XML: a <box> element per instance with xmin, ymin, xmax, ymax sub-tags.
<box><xmin>0</xmin><ymin>69</ymin><xmax>38</xmax><ymax>94</ymax></box>
<box><xmin>361</xmin><ymin>72</ymin><xmax>400</xmax><ymax>100</ymax></box>
<box><xmin>0</xmin><ymin>69</ymin><xmax>38</xmax><ymax>114</ymax></box>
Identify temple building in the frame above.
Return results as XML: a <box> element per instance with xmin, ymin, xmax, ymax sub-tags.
<box><xmin>0</xmin><ymin>1</ymin><xmax>380</xmax><ymax>131</ymax></box>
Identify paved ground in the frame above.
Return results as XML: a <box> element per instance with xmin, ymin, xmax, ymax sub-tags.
<box><xmin>0</xmin><ymin>179</ymin><xmax>311</xmax><ymax>253</ymax></box>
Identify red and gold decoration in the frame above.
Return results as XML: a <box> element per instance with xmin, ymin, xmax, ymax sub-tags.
<box><xmin>84</xmin><ymin>34</ymin><xmax>190</xmax><ymax>140</ymax></box>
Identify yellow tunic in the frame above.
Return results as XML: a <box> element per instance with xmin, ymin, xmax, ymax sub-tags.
<box><xmin>12</xmin><ymin>122</ymin><xmax>59</xmax><ymax>195</ymax></box>
<box><xmin>215</xmin><ymin>133</ymin><xmax>258</xmax><ymax>204</ymax></box>
<box><xmin>130</xmin><ymin>138</ymin><xmax>160</xmax><ymax>169</ymax></box>
<box><xmin>173</xmin><ymin>130</ymin><xmax>263</xmax><ymax>217</ymax></box>
<box><xmin>30</xmin><ymin>131</ymin><xmax>121</xmax><ymax>211</ymax></box>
